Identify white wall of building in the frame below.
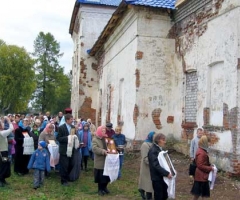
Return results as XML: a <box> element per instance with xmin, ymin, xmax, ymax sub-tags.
<box><xmin>180</xmin><ymin>2</ymin><xmax>240</xmax><ymax>171</ymax></box>
<box><xmin>71</xmin><ymin>5</ymin><xmax>116</xmax><ymax>120</ymax></box>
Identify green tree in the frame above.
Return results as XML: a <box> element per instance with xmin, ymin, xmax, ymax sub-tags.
<box><xmin>32</xmin><ymin>32</ymin><xmax>70</xmax><ymax>113</ymax></box>
<box><xmin>0</xmin><ymin>40</ymin><xmax>36</xmax><ymax>114</ymax></box>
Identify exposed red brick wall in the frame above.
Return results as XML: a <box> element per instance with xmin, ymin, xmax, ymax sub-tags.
<box><xmin>78</xmin><ymin>97</ymin><xmax>96</xmax><ymax>124</ymax></box>
<box><xmin>167</xmin><ymin>116</ymin><xmax>174</xmax><ymax>123</ymax></box>
<box><xmin>79</xmin><ymin>89</ymin><xmax>85</xmax><ymax>95</ymax></box>
<box><xmin>92</xmin><ymin>62</ymin><xmax>98</xmax><ymax>71</ymax></box>
<box><xmin>237</xmin><ymin>58</ymin><xmax>240</xmax><ymax>70</ymax></box>
<box><xmin>168</xmin><ymin>0</ymin><xmax>225</xmax><ymax>57</ymax></box>
<box><xmin>203</xmin><ymin>107</ymin><xmax>210</xmax><ymax>126</ymax></box>
<box><xmin>181</xmin><ymin>122</ymin><xmax>197</xmax><ymax>140</ymax></box>
<box><xmin>135</xmin><ymin>69</ymin><xmax>140</xmax><ymax>88</ymax></box>
<box><xmin>135</xmin><ymin>51</ymin><xmax>143</xmax><ymax>60</ymax></box>
<box><xmin>106</xmin><ymin>86</ymin><xmax>113</xmax><ymax>123</ymax></box>
<box><xmin>152</xmin><ymin>108</ymin><xmax>162</xmax><ymax>129</ymax></box>
<box><xmin>80</xmin><ymin>58</ymin><xmax>87</xmax><ymax>74</ymax></box>
<box><xmin>133</xmin><ymin>104</ymin><xmax>139</xmax><ymax>126</ymax></box>
<box><xmin>223</xmin><ymin>103</ymin><xmax>229</xmax><ymax>129</ymax></box>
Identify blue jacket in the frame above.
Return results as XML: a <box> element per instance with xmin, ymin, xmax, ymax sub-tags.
<box><xmin>112</xmin><ymin>133</ymin><xmax>126</xmax><ymax>146</ymax></box>
<box><xmin>28</xmin><ymin>148</ymin><xmax>51</xmax><ymax>172</ymax></box>
<box><xmin>78</xmin><ymin>129</ymin><xmax>92</xmax><ymax>151</ymax></box>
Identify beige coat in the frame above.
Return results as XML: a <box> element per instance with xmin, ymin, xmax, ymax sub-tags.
<box><xmin>138</xmin><ymin>142</ymin><xmax>154</xmax><ymax>193</ymax></box>
<box><xmin>38</xmin><ymin>131</ymin><xmax>55</xmax><ymax>144</ymax></box>
<box><xmin>92</xmin><ymin>136</ymin><xmax>107</xmax><ymax>169</ymax></box>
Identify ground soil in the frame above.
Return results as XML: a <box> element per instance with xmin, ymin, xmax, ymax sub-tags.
<box><xmin>125</xmin><ymin>150</ymin><xmax>240</xmax><ymax>200</ymax></box>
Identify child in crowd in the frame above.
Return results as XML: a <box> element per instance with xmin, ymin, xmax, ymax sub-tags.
<box><xmin>29</xmin><ymin>123</ymin><xmax>40</xmax><ymax>150</ymax></box>
<box><xmin>112</xmin><ymin>126</ymin><xmax>126</xmax><ymax>179</ymax></box>
<box><xmin>27</xmin><ymin>141</ymin><xmax>50</xmax><ymax>189</ymax></box>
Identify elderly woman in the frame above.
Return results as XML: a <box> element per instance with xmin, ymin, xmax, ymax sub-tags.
<box><xmin>148</xmin><ymin>133</ymin><xmax>172</xmax><ymax>200</ymax></box>
<box><xmin>138</xmin><ymin>131</ymin><xmax>155</xmax><ymax>200</ymax></box>
<box><xmin>191</xmin><ymin>135</ymin><xmax>214</xmax><ymax>200</ymax></box>
<box><xmin>92</xmin><ymin>126</ymin><xmax>110</xmax><ymax>196</ymax></box>
<box><xmin>0</xmin><ymin>117</ymin><xmax>14</xmax><ymax>187</ymax></box>
<box><xmin>38</xmin><ymin>123</ymin><xmax>56</xmax><ymax>144</ymax></box>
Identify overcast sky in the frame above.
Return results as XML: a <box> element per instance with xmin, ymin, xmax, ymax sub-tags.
<box><xmin>0</xmin><ymin>0</ymin><xmax>76</xmax><ymax>73</ymax></box>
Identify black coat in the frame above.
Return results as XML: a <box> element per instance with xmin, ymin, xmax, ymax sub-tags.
<box><xmin>57</xmin><ymin>123</ymin><xmax>74</xmax><ymax>155</ymax></box>
<box><xmin>14</xmin><ymin>126</ymin><xmax>30</xmax><ymax>174</ymax></box>
<box><xmin>148</xmin><ymin>143</ymin><xmax>169</xmax><ymax>181</ymax></box>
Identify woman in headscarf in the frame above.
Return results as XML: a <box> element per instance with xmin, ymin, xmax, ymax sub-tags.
<box><xmin>191</xmin><ymin>135</ymin><xmax>214</xmax><ymax>200</ymax></box>
<box><xmin>78</xmin><ymin>122</ymin><xmax>92</xmax><ymax>171</ymax></box>
<box><xmin>14</xmin><ymin>118</ymin><xmax>33</xmax><ymax>175</ymax></box>
<box><xmin>38</xmin><ymin>123</ymin><xmax>55</xmax><ymax>145</ymax></box>
<box><xmin>92</xmin><ymin>126</ymin><xmax>110</xmax><ymax>196</ymax></box>
<box><xmin>138</xmin><ymin>131</ymin><xmax>155</xmax><ymax>200</ymax></box>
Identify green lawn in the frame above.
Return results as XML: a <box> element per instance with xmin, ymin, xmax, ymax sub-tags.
<box><xmin>0</xmin><ymin>153</ymin><xmax>140</xmax><ymax>200</ymax></box>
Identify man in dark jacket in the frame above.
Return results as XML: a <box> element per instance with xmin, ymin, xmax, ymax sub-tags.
<box><xmin>56</xmin><ymin>114</ymin><xmax>75</xmax><ymax>186</ymax></box>
<box><xmin>105</xmin><ymin>123</ymin><xmax>115</xmax><ymax>138</ymax></box>
<box><xmin>148</xmin><ymin>133</ymin><xmax>172</xmax><ymax>200</ymax></box>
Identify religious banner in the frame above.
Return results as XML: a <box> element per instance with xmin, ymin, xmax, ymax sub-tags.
<box><xmin>158</xmin><ymin>151</ymin><xmax>177</xmax><ymax>199</ymax></box>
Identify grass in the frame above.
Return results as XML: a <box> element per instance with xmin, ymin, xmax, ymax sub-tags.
<box><xmin>0</xmin><ymin>153</ymin><xmax>140</xmax><ymax>200</ymax></box>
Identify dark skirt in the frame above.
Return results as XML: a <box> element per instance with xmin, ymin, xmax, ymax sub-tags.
<box><xmin>94</xmin><ymin>169</ymin><xmax>110</xmax><ymax>184</ymax></box>
<box><xmin>68</xmin><ymin>149</ymin><xmax>81</xmax><ymax>182</ymax></box>
<box><xmin>14</xmin><ymin>145</ymin><xmax>30</xmax><ymax>175</ymax></box>
<box><xmin>191</xmin><ymin>181</ymin><xmax>210</xmax><ymax>197</ymax></box>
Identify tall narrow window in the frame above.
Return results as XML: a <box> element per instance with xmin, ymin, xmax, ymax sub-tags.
<box><xmin>207</xmin><ymin>61</ymin><xmax>224</xmax><ymax>126</ymax></box>
<box><xmin>185</xmin><ymin>71</ymin><xmax>198</xmax><ymax>123</ymax></box>
<box><xmin>118</xmin><ymin>79</ymin><xmax>124</xmax><ymax>122</ymax></box>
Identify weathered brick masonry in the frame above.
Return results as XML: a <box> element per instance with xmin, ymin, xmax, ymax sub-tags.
<box><xmin>169</xmin><ymin>0</ymin><xmax>240</xmax><ymax>175</ymax></box>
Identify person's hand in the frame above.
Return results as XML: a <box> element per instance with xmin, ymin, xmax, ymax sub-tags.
<box><xmin>167</xmin><ymin>173</ymin><xmax>172</xmax><ymax>179</ymax></box>
<box><xmin>191</xmin><ymin>158</ymin><xmax>194</xmax><ymax>162</ymax></box>
<box><xmin>103</xmin><ymin>150</ymin><xmax>108</xmax><ymax>155</ymax></box>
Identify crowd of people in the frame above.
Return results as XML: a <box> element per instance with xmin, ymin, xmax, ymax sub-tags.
<box><xmin>0</xmin><ymin>112</ymin><xmax>127</xmax><ymax>195</ymax></box>
<box><xmin>0</xmin><ymin>112</ymin><xmax>215</xmax><ymax>199</ymax></box>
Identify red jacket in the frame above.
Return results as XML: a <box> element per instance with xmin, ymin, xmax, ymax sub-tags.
<box><xmin>194</xmin><ymin>147</ymin><xmax>212</xmax><ymax>182</ymax></box>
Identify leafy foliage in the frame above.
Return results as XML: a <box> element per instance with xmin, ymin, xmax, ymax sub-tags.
<box><xmin>32</xmin><ymin>32</ymin><xmax>70</xmax><ymax>113</ymax></box>
<box><xmin>0</xmin><ymin>40</ymin><xmax>36</xmax><ymax>114</ymax></box>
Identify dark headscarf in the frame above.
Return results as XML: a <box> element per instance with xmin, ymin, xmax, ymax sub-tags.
<box><xmin>145</xmin><ymin>131</ymin><xmax>155</xmax><ymax>143</ymax></box>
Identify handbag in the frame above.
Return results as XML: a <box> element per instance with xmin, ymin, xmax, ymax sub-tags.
<box><xmin>189</xmin><ymin>159</ymin><xmax>197</xmax><ymax>176</ymax></box>
<box><xmin>0</xmin><ymin>152</ymin><xmax>10</xmax><ymax>164</ymax></box>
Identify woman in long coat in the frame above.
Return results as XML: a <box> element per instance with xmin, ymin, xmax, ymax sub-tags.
<box><xmin>191</xmin><ymin>135</ymin><xmax>214</xmax><ymax>199</ymax></box>
<box><xmin>92</xmin><ymin>126</ymin><xmax>110</xmax><ymax>196</ymax></box>
<box><xmin>14</xmin><ymin>118</ymin><xmax>32</xmax><ymax>175</ymax></box>
<box><xmin>138</xmin><ymin>131</ymin><xmax>155</xmax><ymax>200</ymax></box>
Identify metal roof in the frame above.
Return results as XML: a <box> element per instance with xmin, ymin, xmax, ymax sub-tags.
<box><xmin>69</xmin><ymin>0</ymin><xmax>121</xmax><ymax>35</ymax></box>
<box><xmin>77</xmin><ymin>0</ymin><xmax>121</xmax><ymax>6</ymax></box>
<box><xmin>125</xmin><ymin>0</ymin><xmax>176</xmax><ymax>9</ymax></box>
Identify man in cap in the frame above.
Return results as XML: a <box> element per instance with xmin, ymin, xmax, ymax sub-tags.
<box><xmin>106</xmin><ymin>122</ymin><xmax>115</xmax><ymax>138</ymax></box>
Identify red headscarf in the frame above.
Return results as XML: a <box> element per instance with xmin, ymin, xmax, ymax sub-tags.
<box><xmin>96</xmin><ymin>126</ymin><xmax>106</xmax><ymax>138</ymax></box>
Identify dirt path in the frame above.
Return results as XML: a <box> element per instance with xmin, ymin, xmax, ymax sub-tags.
<box><xmin>169</xmin><ymin>151</ymin><xmax>240</xmax><ymax>200</ymax></box>
<box><xmin>124</xmin><ymin>150</ymin><xmax>240</xmax><ymax>200</ymax></box>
